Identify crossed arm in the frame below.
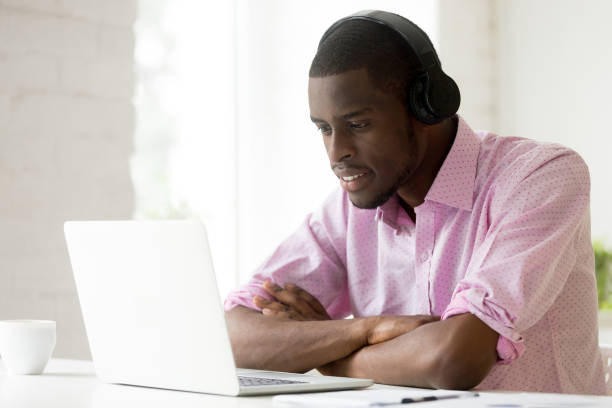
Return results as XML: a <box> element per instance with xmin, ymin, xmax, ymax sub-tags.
<box><xmin>225</xmin><ymin>281</ymin><xmax>499</xmax><ymax>389</ymax></box>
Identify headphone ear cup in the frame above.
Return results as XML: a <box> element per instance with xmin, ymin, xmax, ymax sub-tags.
<box><xmin>408</xmin><ymin>73</ymin><xmax>441</xmax><ymax>125</ymax></box>
<box><xmin>426</xmin><ymin>73</ymin><xmax>460</xmax><ymax>119</ymax></box>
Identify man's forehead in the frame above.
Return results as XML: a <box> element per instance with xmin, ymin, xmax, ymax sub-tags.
<box><xmin>308</xmin><ymin>70</ymin><xmax>386</xmax><ymax>119</ymax></box>
<box><xmin>308</xmin><ymin>69</ymin><xmax>372</xmax><ymax>96</ymax></box>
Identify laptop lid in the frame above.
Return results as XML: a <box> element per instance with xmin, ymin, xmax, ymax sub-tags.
<box><xmin>64</xmin><ymin>220</ymin><xmax>241</xmax><ymax>395</ymax></box>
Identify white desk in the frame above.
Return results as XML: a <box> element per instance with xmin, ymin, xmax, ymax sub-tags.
<box><xmin>1</xmin><ymin>359</ymin><xmax>611</xmax><ymax>407</ymax></box>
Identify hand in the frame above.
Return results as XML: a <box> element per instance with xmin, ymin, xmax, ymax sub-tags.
<box><xmin>317</xmin><ymin>354</ymin><xmax>352</xmax><ymax>377</ymax></box>
<box><xmin>253</xmin><ymin>280</ymin><xmax>332</xmax><ymax>321</ymax></box>
<box><xmin>365</xmin><ymin>315</ymin><xmax>440</xmax><ymax>345</ymax></box>
<box><xmin>317</xmin><ymin>315</ymin><xmax>440</xmax><ymax>378</ymax></box>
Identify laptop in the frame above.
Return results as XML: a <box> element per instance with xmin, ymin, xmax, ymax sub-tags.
<box><xmin>64</xmin><ymin>220</ymin><xmax>372</xmax><ymax>396</ymax></box>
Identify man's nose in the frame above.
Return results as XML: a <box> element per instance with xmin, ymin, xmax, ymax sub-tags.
<box><xmin>327</xmin><ymin>128</ymin><xmax>356</xmax><ymax>164</ymax></box>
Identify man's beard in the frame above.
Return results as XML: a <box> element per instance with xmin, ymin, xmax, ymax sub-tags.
<box><xmin>349</xmin><ymin>162</ymin><xmax>413</xmax><ymax>210</ymax></box>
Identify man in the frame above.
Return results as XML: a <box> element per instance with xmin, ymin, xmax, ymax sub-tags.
<box><xmin>224</xmin><ymin>11</ymin><xmax>605</xmax><ymax>394</ymax></box>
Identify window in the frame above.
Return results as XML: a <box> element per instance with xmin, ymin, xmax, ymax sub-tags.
<box><xmin>133</xmin><ymin>0</ymin><xmax>438</xmax><ymax>298</ymax></box>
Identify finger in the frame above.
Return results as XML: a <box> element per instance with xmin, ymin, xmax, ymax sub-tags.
<box><xmin>262</xmin><ymin>281</ymin><xmax>303</xmax><ymax>308</ymax></box>
<box><xmin>262</xmin><ymin>281</ymin><xmax>302</xmax><ymax>312</ymax></box>
<box><xmin>253</xmin><ymin>295</ymin><xmax>270</xmax><ymax>309</ymax></box>
<box><xmin>284</xmin><ymin>283</ymin><xmax>330</xmax><ymax>319</ymax></box>
<box><xmin>263</xmin><ymin>281</ymin><xmax>313</xmax><ymax>317</ymax></box>
<box><xmin>286</xmin><ymin>283</ymin><xmax>330</xmax><ymax>317</ymax></box>
<box><xmin>261</xmin><ymin>308</ymin><xmax>287</xmax><ymax>317</ymax></box>
<box><xmin>284</xmin><ymin>283</ymin><xmax>331</xmax><ymax>320</ymax></box>
<box><xmin>260</xmin><ymin>284</ymin><xmax>320</xmax><ymax>321</ymax></box>
<box><xmin>262</xmin><ymin>308</ymin><xmax>290</xmax><ymax>320</ymax></box>
<box><xmin>284</xmin><ymin>283</ymin><xmax>324</xmax><ymax>317</ymax></box>
<box><xmin>253</xmin><ymin>295</ymin><xmax>288</xmax><ymax>313</ymax></box>
<box><xmin>262</xmin><ymin>281</ymin><xmax>282</xmax><ymax>301</ymax></box>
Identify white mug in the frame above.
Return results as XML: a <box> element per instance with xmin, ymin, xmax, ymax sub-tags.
<box><xmin>0</xmin><ymin>320</ymin><xmax>56</xmax><ymax>375</ymax></box>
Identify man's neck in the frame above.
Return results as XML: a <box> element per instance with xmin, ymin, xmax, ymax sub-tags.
<box><xmin>397</xmin><ymin>116</ymin><xmax>458</xmax><ymax>217</ymax></box>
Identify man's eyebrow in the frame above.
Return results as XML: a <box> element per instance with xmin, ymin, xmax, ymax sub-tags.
<box><xmin>341</xmin><ymin>108</ymin><xmax>373</xmax><ymax>120</ymax></box>
<box><xmin>310</xmin><ymin>108</ymin><xmax>373</xmax><ymax>123</ymax></box>
<box><xmin>310</xmin><ymin>116</ymin><xmax>325</xmax><ymax>123</ymax></box>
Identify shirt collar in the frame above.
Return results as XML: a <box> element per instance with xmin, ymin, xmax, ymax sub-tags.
<box><xmin>424</xmin><ymin>116</ymin><xmax>481</xmax><ymax>211</ymax></box>
<box><xmin>374</xmin><ymin>195</ymin><xmax>400</xmax><ymax>229</ymax></box>
<box><xmin>373</xmin><ymin>116</ymin><xmax>480</xmax><ymax>226</ymax></box>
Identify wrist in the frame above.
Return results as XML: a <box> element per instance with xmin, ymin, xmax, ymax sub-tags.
<box><xmin>350</xmin><ymin>316</ymin><xmax>376</xmax><ymax>348</ymax></box>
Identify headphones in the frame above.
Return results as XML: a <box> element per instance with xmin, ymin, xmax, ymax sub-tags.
<box><xmin>318</xmin><ymin>10</ymin><xmax>460</xmax><ymax>125</ymax></box>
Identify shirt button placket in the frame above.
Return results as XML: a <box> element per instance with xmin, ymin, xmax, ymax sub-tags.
<box><xmin>415</xmin><ymin>205</ymin><xmax>435</xmax><ymax>315</ymax></box>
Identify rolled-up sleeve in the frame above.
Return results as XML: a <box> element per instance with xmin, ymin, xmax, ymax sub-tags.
<box><xmin>442</xmin><ymin>148</ymin><xmax>591</xmax><ymax>364</ymax></box>
<box><xmin>224</xmin><ymin>188</ymin><xmax>352</xmax><ymax>319</ymax></box>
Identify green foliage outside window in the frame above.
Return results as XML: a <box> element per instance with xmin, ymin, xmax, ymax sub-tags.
<box><xmin>594</xmin><ymin>241</ymin><xmax>612</xmax><ymax>310</ymax></box>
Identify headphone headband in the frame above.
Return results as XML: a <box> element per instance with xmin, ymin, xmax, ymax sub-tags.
<box><xmin>317</xmin><ymin>10</ymin><xmax>460</xmax><ymax>125</ymax></box>
<box><xmin>319</xmin><ymin>10</ymin><xmax>440</xmax><ymax>72</ymax></box>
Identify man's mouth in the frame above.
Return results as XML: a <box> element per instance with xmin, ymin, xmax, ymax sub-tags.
<box><xmin>338</xmin><ymin>170</ymin><xmax>372</xmax><ymax>192</ymax></box>
<box><xmin>341</xmin><ymin>172</ymin><xmax>367</xmax><ymax>181</ymax></box>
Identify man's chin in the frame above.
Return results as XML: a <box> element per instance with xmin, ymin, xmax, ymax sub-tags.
<box><xmin>348</xmin><ymin>188</ymin><xmax>395</xmax><ymax>210</ymax></box>
<box><xmin>348</xmin><ymin>197</ymin><xmax>378</xmax><ymax>209</ymax></box>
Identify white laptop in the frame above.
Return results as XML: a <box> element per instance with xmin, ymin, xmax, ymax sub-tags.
<box><xmin>64</xmin><ymin>220</ymin><xmax>372</xmax><ymax>396</ymax></box>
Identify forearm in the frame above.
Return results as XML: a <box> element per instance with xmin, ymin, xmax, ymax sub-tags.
<box><xmin>323</xmin><ymin>313</ymin><xmax>498</xmax><ymax>389</ymax></box>
<box><xmin>225</xmin><ymin>306</ymin><xmax>367</xmax><ymax>373</ymax></box>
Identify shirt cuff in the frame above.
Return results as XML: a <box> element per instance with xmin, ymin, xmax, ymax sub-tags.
<box><xmin>442</xmin><ymin>289</ymin><xmax>526</xmax><ymax>364</ymax></box>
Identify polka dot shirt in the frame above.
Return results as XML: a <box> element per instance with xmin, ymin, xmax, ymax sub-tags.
<box><xmin>225</xmin><ymin>116</ymin><xmax>606</xmax><ymax>395</ymax></box>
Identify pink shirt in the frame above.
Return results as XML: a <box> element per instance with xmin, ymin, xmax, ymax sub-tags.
<box><xmin>225</xmin><ymin>117</ymin><xmax>606</xmax><ymax>395</ymax></box>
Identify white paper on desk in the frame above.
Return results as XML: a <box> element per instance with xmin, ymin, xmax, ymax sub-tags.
<box><xmin>399</xmin><ymin>392</ymin><xmax>610</xmax><ymax>408</ymax></box>
<box><xmin>273</xmin><ymin>389</ymin><xmax>612</xmax><ymax>408</ymax></box>
<box><xmin>272</xmin><ymin>389</ymin><xmax>471</xmax><ymax>407</ymax></box>
<box><xmin>476</xmin><ymin>392</ymin><xmax>611</xmax><ymax>408</ymax></box>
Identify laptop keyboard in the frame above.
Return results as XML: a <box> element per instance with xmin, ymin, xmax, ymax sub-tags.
<box><xmin>238</xmin><ymin>375</ymin><xmax>307</xmax><ymax>387</ymax></box>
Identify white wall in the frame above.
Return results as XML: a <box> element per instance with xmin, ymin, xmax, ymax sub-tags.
<box><xmin>0</xmin><ymin>0</ymin><xmax>136</xmax><ymax>359</ymax></box>
<box><xmin>439</xmin><ymin>0</ymin><xmax>612</xmax><ymax>241</ymax></box>
<box><xmin>438</xmin><ymin>0</ymin><xmax>498</xmax><ymax>131</ymax></box>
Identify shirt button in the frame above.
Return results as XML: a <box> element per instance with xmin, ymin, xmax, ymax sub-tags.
<box><xmin>419</xmin><ymin>253</ymin><xmax>429</xmax><ymax>263</ymax></box>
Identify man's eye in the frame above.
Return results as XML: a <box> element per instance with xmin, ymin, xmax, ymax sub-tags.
<box><xmin>318</xmin><ymin>126</ymin><xmax>332</xmax><ymax>135</ymax></box>
<box><xmin>349</xmin><ymin>122</ymin><xmax>369</xmax><ymax>129</ymax></box>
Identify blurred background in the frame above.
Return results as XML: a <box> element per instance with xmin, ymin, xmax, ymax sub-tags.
<box><xmin>1</xmin><ymin>0</ymin><xmax>611</xmax><ymax>359</ymax></box>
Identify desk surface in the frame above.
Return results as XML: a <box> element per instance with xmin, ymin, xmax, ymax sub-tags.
<box><xmin>0</xmin><ymin>359</ymin><xmax>426</xmax><ymax>408</ymax></box>
<box><xmin>1</xmin><ymin>359</ymin><xmax>611</xmax><ymax>407</ymax></box>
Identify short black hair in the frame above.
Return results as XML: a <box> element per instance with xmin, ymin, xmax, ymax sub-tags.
<box><xmin>309</xmin><ymin>19</ymin><xmax>422</xmax><ymax>104</ymax></box>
